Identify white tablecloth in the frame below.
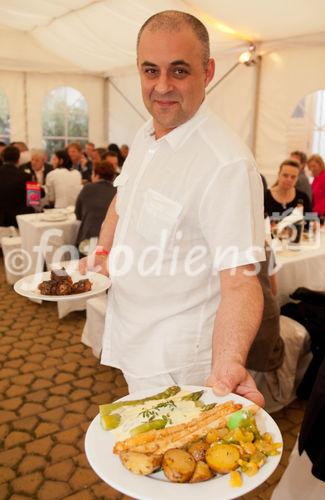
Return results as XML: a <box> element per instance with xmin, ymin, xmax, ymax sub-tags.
<box><xmin>275</xmin><ymin>232</ymin><xmax>325</xmax><ymax>305</ymax></box>
<box><xmin>16</xmin><ymin>211</ymin><xmax>80</xmax><ymax>276</ymax></box>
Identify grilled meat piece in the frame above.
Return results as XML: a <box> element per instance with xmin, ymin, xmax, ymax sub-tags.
<box><xmin>72</xmin><ymin>279</ymin><xmax>92</xmax><ymax>294</ymax></box>
<box><xmin>56</xmin><ymin>281</ymin><xmax>73</xmax><ymax>295</ymax></box>
<box><xmin>38</xmin><ymin>280</ymin><xmax>58</xmax><ymax>295</ymax></box>
<box><xmin>50</xmin><ymin>267</ymin><xmax>73</xmax><ymax>284</ymax></box>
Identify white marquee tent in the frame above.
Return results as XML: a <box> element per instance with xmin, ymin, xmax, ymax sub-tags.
<box><xmin>1</xmin><ymin>0</ymin><xmax>325</xmax><ymax>181</ymax></box>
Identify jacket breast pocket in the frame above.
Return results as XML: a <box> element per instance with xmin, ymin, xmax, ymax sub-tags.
<box><xmin>113</xmin><ymin>173</ymin><xmax>128</xmax><ymax>215</ymax></box>
<box><xmin>136</xmin><ymin>189</ymin><xmax>182</xmax><ymax>246</ymax></box>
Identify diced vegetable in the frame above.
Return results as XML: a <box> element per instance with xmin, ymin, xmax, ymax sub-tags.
<box><xmin>206</xmin><ymin>427</ymin><xmax>228</xmax><ymax>443</ymax></box>
<box><xmin>229</xmin><ymin>470</ymin><xmax>243</xmax><ymax>487</ymax></box>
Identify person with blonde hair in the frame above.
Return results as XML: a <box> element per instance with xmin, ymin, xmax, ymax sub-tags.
<box><xmin>307</xmin><ymin>154</ymin><xmax>325</xmax><ymax>216</ymax></box>
<box><xmin>264</xmin><ymin>159</ymin><xmax>311</xmax><ymax>220</ymax></box>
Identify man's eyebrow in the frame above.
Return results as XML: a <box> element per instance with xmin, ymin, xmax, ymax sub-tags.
<box><xmin>170</xmin><ymin>60</ymin><xmax>191</xmax><ymax>67</ymax></box>
<box><xmin>140</xmin><ymin>60</ymin><xmax>191</xmax><ymax>68</ymax></box>
<box><xmin>141</xmin><ymin>61</ymin><xmax>157</xmax><ymax>67</ymax></box>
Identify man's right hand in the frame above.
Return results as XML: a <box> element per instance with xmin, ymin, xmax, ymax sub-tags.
<box><xmin>79</xmin><ymin>254</ymin><xmax>109</xmax><ymax>276</ymax></box>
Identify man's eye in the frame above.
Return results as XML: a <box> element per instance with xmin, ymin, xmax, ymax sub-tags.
<box><xmin>173</xmin><ymin>68</ymin><xmax>189</xmax><ymax>76</ymax></box>
<box><xmin>144</xmin><ymin>68</ymin><xmax>158</xmax><ymax>76</ymax></box>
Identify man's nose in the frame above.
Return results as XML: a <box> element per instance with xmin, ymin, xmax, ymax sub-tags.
<box><xmin>154</xmin><ymin>72</ymin><xmax>173</xmax><ymax>94</ymax></box>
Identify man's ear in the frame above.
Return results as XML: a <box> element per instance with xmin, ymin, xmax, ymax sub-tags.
<box><xmin>205</xmin><ymin>58</ymin><xmax>215</xmax><ymax>87</ymax></box>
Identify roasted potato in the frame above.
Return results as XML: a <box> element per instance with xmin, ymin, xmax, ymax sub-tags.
<box><xmin>206</xmin><ymin>443</ymin><xmax>240</xmax><ymax>474</ymax></box>
<box><xmin>188</xmin><ymin>440</ymin><xmax>209</xmax><ymax>462</ymax></box>
<box><xmin>119</xmin><ymin>451</ymin><xmax>162</xmax><ymax>475</ymax></box>
<box><xmin>162</xmin><ymin>448</ymin><xmax>196</xmax><ymax>483</ymax></box>
<box><xmin>190</xmin><ymin>460</ymin><xmax>214</xmax><ymax>483</ymax></box>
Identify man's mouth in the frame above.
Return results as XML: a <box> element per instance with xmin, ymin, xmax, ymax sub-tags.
<box><xmin>154</xmin><ymin>100</ymin><xmax>178</xmax><ymax>108</ymax></box>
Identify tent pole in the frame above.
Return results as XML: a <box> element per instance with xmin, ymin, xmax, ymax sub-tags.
<box><xmin>23</xmin><ymin>72</ymin><xmax>29</xmax><ymax>145</ymax></box>
<box><xmin>206</xmin><ymin>62</ymin><xmax>240</xmax><ymax>95</ymax></box>
<box><xmin>252</xmin><ymin>56</ymin><xmax>262</xmax><ymax>156</ymax></box>
<box><xmin>108</xmin><ymin>79</ymin><xmax>147</xmax><ymax>121</ymax></box>
<box><xmin>103</xmin><ymin>77</ymin><xmax>109</xmax><ymax>144</ymax></box>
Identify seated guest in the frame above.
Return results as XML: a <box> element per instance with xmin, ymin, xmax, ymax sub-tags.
<box><xmin>92</xmin><ymin>147</ymin><xmax>107</xmax><ymax>168</ymax></box>
<box><xmin>0</xmin><ymin>146</ymin><xmax>34</xmax><ymax>226</ymax></box>
<box><xmin>248</xmin><ymin>245</ymin><xmax>310</xmax><ymax>412</ymax></box>
<box><xmin>120</xmin><ymin>144</ymin><xmax>129</xmax><ymax>165</ymax></box>
<box><xmin>290</xmin><ymin>150</ymin><xmax>312</xmax><ymax>203</ymax></box>
<box><xmin>75</xmin><ymin>160</ymin><xmax>116</xmax><ymax>251</ymax></box>
<box><xmin>84</xmin><ymin>142</ymin><xmax>95</xmax><ymax>162</ymax></box>
<box><xmin>265</xmin><ymin>159</ymin><xmax>311</xmax><ymax>221</ymax></box>
<box><xmin>102</xmin><ymin>150</ymin><xmax>120</xmax><ymax>174</ymax></box>
<box><xmin>11</xmin><ymin>141</ymin><xmax>31</xmax><ymax>165</ymax></box>
<box><xmin>0</xmin><ymin>141</ymin><xmax>7</xmax><ymax>166</ymax></box>
<box><xmin>46</xmin><ymin>150</ymin><xmax>82</xmax><ymax>208</ymax></box>
<box><xmin>20</xmin><ymin>149</ymin><xmax>52</xmax><ymax>185</ymax></box>
<box><xmin>107</xmin><ymin>143</ymin><xmax>124</xmax><ymax>168</ymax></box>
<box><xmin>66</xmin><ymin>142</ymin><xmax>92</xmax><ymax>182</ymax></box>
<box><xmin>307</xmin><ymin>154</ymin><xmax>325</xmax><ymax>216</ymax></box>
<box><xmin>247</xmin><ymin>245</ymin><xmax>284</xmax><ymax>374</ymax></box>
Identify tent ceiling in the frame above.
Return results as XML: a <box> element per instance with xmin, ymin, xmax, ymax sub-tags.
<box><xmin>0</xmin><ymin>0</ymin><xmax>325</xmax><ymax>75</ymax></box>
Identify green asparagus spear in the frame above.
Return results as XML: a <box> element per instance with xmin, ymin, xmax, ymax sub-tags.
<box><xmin>201</xmin><ymin>402</ymin><xmax>217</xmax><ymax>411</ymax></box>
<box><xmin>100</xmin><ymin>413</ymin><xmax>121</xmax><ymax>430</ymax></box>
<box><xmin>130</xmin><ymin>419</ymin><xmax>167</xmax><ymax>436</ymax></box>
<box><xmin>181</xmin><ymin>390</ymin><xmax>204</xmax><ymax>401</ymax></box>
<box><xmin>99</xmin><ymin>386</ymin><xmax>181</xmax><ymax>416</ymax></box>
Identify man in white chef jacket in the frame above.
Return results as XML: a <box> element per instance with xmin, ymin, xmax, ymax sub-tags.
<box><xmin>81</xmin><ymin>11</ymin><xmax>265</xmax><ymax>405</ymax></box>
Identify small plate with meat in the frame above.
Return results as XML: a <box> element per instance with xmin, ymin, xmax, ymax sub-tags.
<box><xmin>14</xmin><ymin>268</ymin><xmax>111</xmax><ymax>301</ymax></box>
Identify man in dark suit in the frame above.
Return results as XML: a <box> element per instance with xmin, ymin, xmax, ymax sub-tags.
<box><xmin>66</xmin><ymin>142</ymin><xmax>92</xmax><ymax>182</ymax></box>
<box><xmin>0</xmin><ymin>146</ymin><xmax>34</xmax><ymax>227</ymax></box>
<box><xmin>20</xmin><ymin>149</ymin><xmax>52</xmax><ymax>185</ymax></box>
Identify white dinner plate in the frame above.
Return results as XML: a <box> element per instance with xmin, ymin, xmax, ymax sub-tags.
<box><xmin>14</xmin><ymin>270</ymin><xmax>111</xmax><ymax>301</ymax></box>
<box><xmin>40</xmin><ymin>212</ymin><xmax>68</xmax><ymax>222</ymax></box>
<box><xmin>85</xmin><ymin>385</ymin><xmax>283</xmax><ymax>500</ymax></box>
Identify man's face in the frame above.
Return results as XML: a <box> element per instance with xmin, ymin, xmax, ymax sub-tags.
<box><xmin>107</xmin><ymin>155</ymin><xmax>119</xmax><ymax>172</ymax></box>
<box><xmin>67</xmin><ymin>147</ymin><xmax>81</xmax><ymax>163</ymax></box>
<box><xmin>85</xmin><ymin>144</ymin><xmax>95</xmax><ymax>159</ymax></box>
<box><xmin>137</xmin><ymin>26</ymin><xmax>215</xmax><ymax>139</ymax></box>
<box><xmin>290</xmin><ymin>154</ymin><xmax>303</xmax><ymax>172</ymax></box>
<box><xmin>31</xmin><ymin>155</ymin><xmax>44</xmax><ymax>171</ymax></box>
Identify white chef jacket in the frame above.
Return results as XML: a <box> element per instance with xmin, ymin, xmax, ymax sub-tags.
<box><xmin>101</xmin><ymin>102</ymin><xmax>265</xmax><ymax>377</ymax></box>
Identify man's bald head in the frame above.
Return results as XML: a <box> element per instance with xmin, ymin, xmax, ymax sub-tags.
<box><xmin>137</xmin><ymin>10</ymin><xmax>210</xmax><ymax>66</ymax></box>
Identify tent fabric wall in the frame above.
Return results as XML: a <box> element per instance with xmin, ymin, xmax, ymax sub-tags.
<box><xmin>0</xmin><ymin>70</ymin><xmax>106</xmax><ymax>149</ymax></box>
<box><xmin>255</xmin><ymin>46</ymin><xmax>325</xmax><ymax>184</ymax></box>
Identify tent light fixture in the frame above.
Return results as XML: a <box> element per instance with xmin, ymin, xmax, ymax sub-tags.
<box><xmin>207</xmin><ymin>44</ymin><xmax>259</xmax><ymax>95</ymax></box>
<box><xmin>238</xmin><ymin>44</ymin><xmax>257</xmax><ymax>65</ymax></box>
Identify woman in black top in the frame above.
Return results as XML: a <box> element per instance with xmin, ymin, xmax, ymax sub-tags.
<box><xmin>75</xmin><ymin>160</ymin><xmax>116</xmax><ymax>250</ymax></box>
<box><xmin>264</xmin><ymin>159</ymin><xmax>311</xmax><ymax>219</ymax></box>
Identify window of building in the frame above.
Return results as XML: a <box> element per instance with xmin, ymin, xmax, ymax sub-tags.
<box><xmin>0</xmin><ymin>89</ymin><xmax>10</xmax><ymax>143</ymax></box>
<box><xmin>42</xmin><ymin>86</ymin><xmax>88</xmax><ymax>157</ymax></box>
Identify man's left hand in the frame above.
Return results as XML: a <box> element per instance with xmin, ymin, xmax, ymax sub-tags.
<box><xmin>206</xmin><ymin>362</ymin><xmax>265</xmax><ymax>407</ymax></box>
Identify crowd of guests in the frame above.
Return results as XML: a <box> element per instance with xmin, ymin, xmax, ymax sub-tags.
<box><xmin>0</xmin><ymin>141</ymin><xmax>128</xmax><ymax>239</ymax></box>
